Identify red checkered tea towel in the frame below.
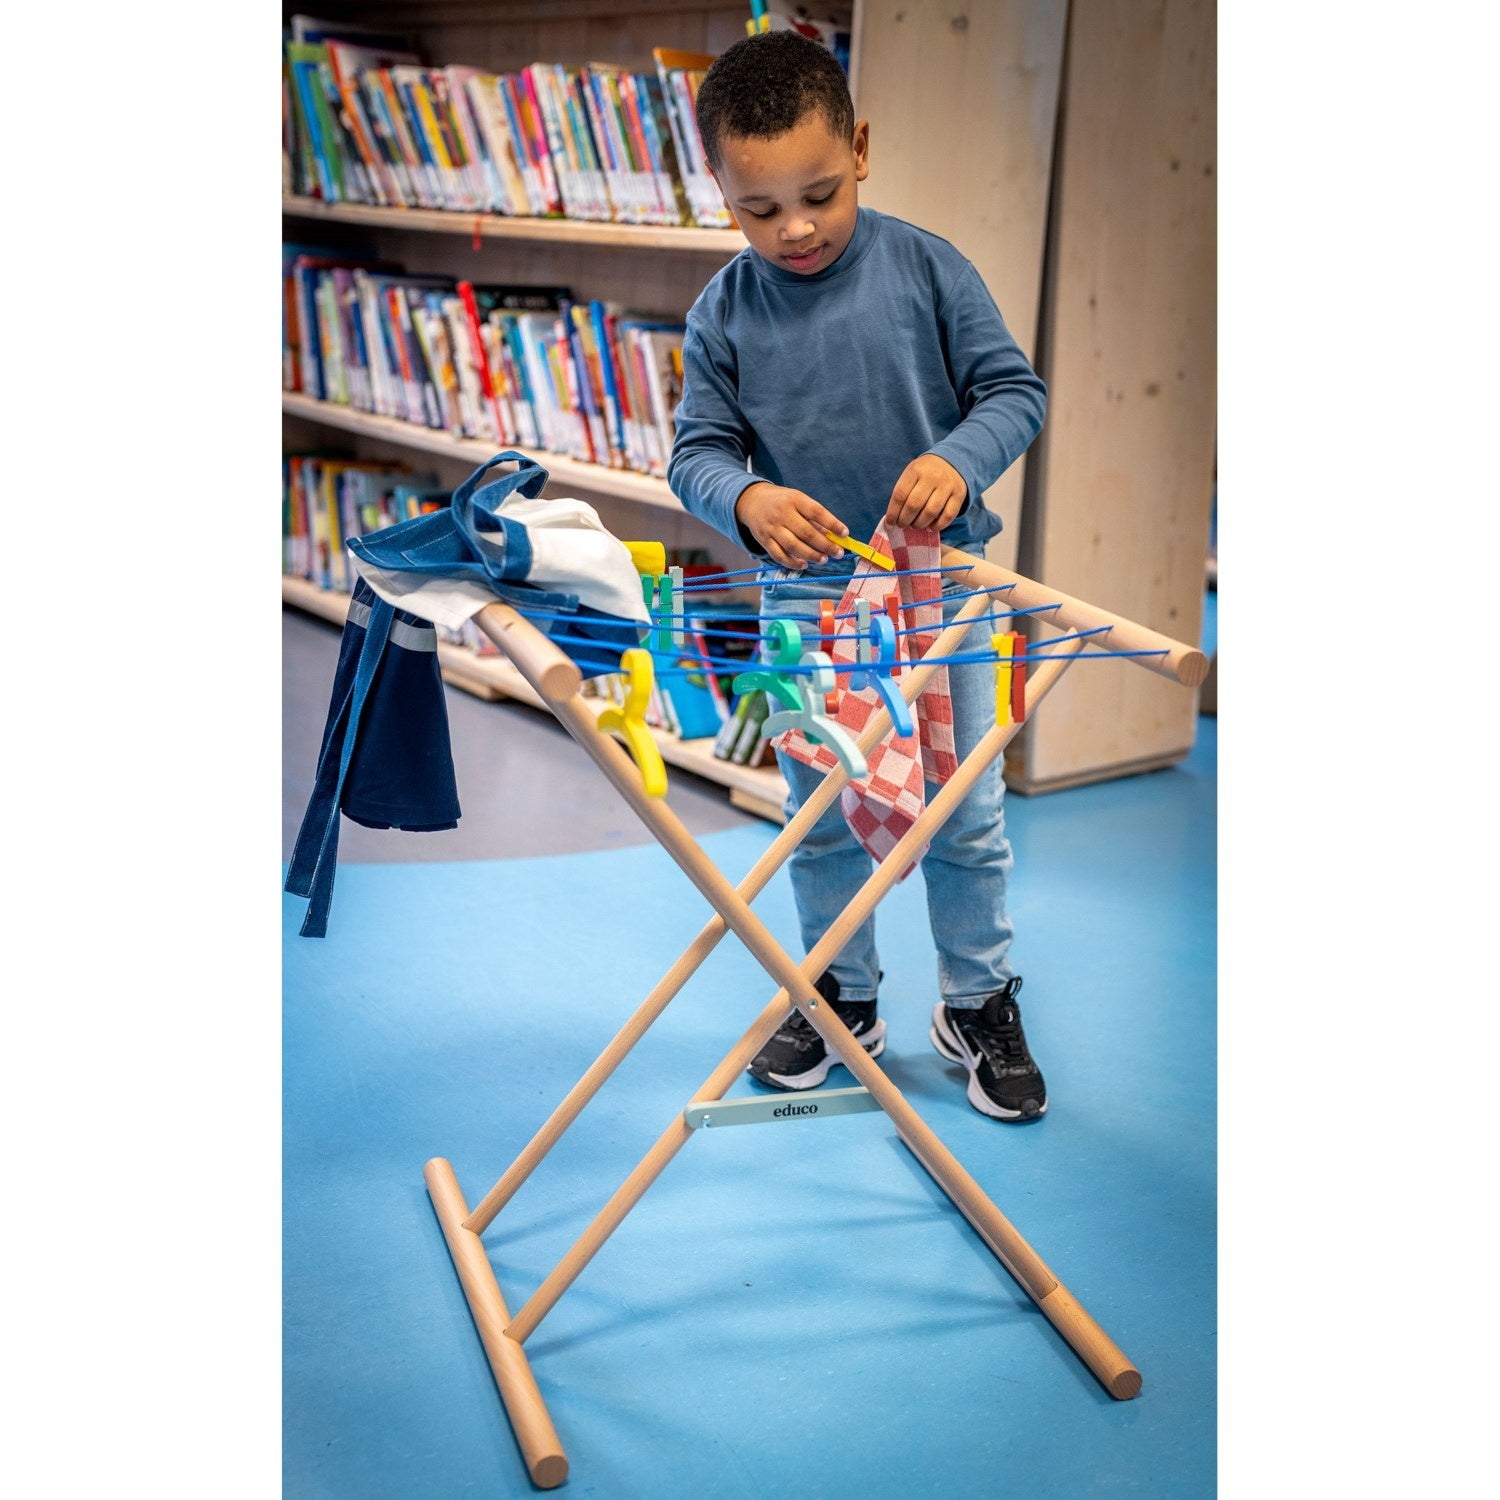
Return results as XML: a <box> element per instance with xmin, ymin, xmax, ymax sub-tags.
<box><xmin>775</xmin><ymin>525</ymin><xmax>957</xmax><ymax>875</ymax></box>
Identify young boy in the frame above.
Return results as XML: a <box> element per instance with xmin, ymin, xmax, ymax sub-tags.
<box><xmin>668</xmin><ymin>31</ymin><xmax>1049</xmax><ymax>1121</ymax></box>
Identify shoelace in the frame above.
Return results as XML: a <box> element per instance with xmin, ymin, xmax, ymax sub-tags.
<box><xmin>971</xmin><ymin>1006</ymin><xmax>1032</xmax><ymax>1070</ymax></box>
<box><xmin>966</xmin><ymin>982</ymin><xmax>1033</xmax><ymax>1075</ymax></box>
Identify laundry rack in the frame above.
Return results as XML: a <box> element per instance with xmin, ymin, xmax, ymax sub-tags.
<box><xmin>423</xmin><ymin>544</ymin><xmax>1209</xmax><ymax>1488</ymax></box>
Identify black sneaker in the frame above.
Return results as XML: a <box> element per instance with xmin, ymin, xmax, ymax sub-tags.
<box><xmin>748</xmin><ymin>971</ymin><xmax>886</xmax><ymax>1090</ymax></box>
<box><xmin>930</xmin><ymin>977</ymin><xmax>1047</xmax><ymax>1120</ymax></box>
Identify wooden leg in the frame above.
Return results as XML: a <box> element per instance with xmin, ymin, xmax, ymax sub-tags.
<box><xmin>424</xmin><ymin>1159</ymin><xmax>569</xmax><ymax>1488</ymax></box>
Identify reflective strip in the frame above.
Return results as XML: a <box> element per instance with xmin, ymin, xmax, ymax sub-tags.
<box><xmin>348</xmin><ymin>598</ymin><xmax>437</xmax><ymax>652</ymax></box>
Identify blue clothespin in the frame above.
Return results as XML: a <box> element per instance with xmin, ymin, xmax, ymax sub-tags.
<box><xmin>865</xmin><ymin>613</ymin><xmax>915</xmax><ymax>739</ymax></box>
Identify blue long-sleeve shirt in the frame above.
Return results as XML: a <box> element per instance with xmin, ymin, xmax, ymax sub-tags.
<box><xmin>668</xmin><ymin>206</ymin><xmax>1046</xmax><ymax>558</ymax></box>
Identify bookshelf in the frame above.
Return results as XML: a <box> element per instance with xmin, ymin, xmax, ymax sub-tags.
<box><xmin>282</xmin><ymin>390</ymin><xmax>687</xmax><ymax>512</ymax></box>
<box><xmin>284</xmin><ymin>194</ymin><xmax>746</xmax><ymax>254</ymax></box>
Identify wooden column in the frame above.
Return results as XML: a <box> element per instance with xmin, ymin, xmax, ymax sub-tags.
<box><xmin>1012</xmin><ymin>0</ymin><xmax>1217</xmax><ymax>791</ymax></box>
<box><xmin>853</xmin><ymin>0</ymin><xmax>1068</xmax><ymax>572</ymax></box>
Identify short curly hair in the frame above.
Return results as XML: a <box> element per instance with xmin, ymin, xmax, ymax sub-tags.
<box><xmin>694</xmin><ymin>31</ymin><xmax>855</xmax><ymax>172</ymax></box>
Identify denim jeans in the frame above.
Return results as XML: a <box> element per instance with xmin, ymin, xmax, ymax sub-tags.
<box><xmin>759</xmin><ymin>566</ymin><xmax>1015</xmax><ymax>1010</ymax></box>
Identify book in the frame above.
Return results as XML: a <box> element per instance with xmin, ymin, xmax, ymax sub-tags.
<box><xmin>728</xmin><ymin>690</ymin><xmax>772</xmax><ymax>765</ymax></box>
<box><xmin>652</xmin><ymin>48</ymin><xmax>732</xmax><ymax>229</ymax></box>
<box><xmin>286</xmin><ymin>42</ymin><xmax>343</xmax><ymax>202</ymax></box>
<box><xmin>326</xmin><ymin>38</ymin><xmax>424</xmax><ymax>204</ymax></box>
<box><xmin>461</xmin><ymin>72</ymin><xmax>530</xmax><ymax>215</ymax></box>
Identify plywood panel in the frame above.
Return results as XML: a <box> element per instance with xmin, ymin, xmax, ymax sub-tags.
<box><xmin>1010</xmin><ymin>0</ymin><xmax>1216</xmax><ymax>791</ymax></box>
<box><xmin>853</xmin><ymin>0</ymin><xmax>1066</xmax><ymax>570</ymax></box>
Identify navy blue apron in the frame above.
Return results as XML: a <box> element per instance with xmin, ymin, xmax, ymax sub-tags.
<box><xmin>284</xmin><ymin>579</ymin><xmax>460</xmax><ymax>938</ymax></box>
<box><xmin>286</xmin><ymin>452</ymin><xmax>644</xmax><ymax>938</ymax></box>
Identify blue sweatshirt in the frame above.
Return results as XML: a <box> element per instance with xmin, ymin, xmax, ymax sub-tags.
<box><xmin>668</xmin><ymin>206</ymin><xmax>1046</xmax><ymax>558</ymax></box>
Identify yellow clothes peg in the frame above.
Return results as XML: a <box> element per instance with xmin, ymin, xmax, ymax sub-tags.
<box><xmin>597</xmin><ymin>648</ymin><xmax>668</xmax><ymax>798</ymax></box>
<box><xmin>993</xmin><ymin>632</ymin><xmax>1014</xmax><ymax>728</ymax></box>
<box><xmin>825</xmin><ymin>531</ymin><xmax>896</xmax><ymax>571</ymax></box>
<box><xmin>623</xmin><ymin>541</ymin><xmax>667</xmax><ymax>577</ymax></box>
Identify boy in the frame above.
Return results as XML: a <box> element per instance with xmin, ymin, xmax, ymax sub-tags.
<box><xmin>668</xmin><ymin>32</ymin><xmax>1049</xmax><ymax>1120</ymax></box>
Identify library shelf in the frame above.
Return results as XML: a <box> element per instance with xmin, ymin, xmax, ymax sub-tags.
<box><xmin>282</xmin><ymin>392</ymin><xmax>686</xmax><ymax>513</ymax></box>
<box><xmin>281</xmin><ymin>574</ymin><xmax>789</xmax><ymax>824</ymax></box>
<box><xmin>283</xmin><ymin>195</ymin><xmax>747</xmax><ymax>256</ymax></box>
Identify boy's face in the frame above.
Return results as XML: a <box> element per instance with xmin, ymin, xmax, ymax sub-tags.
<box><xmin>711</xmin><ymin>111</ymin><xmax>870</xmax><ymax>276</ymax></box>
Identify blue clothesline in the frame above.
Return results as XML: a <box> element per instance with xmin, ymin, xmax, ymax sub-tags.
<box><xmin>527</xmin><ymin>618</ymin><xmax>1150</xmax><ymax>679</ymax></box>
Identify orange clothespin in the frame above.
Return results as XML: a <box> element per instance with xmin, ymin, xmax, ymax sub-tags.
<box><xmin>818</xmin><ymin>600</ymin><xmax>840</xmax><ymax>713</ymax></box>
<box><xmin>596</xmin><ymin>648</ymin><xmax>668</xmax><ymax>797</ymax></box>
<box><xmin>884</xmin><ymin>592</ymin><xmax>902</xmax><ymax>676</ymax></box>
<box><xmin>993</xmin><ymin>633</ymin><xmax>1014</xmax><ymax>728</ymax></box>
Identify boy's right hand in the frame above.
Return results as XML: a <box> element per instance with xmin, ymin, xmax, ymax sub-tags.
<box><xmin>735</xmin><ymin>482</ymin><xmax>849</xmax><ymax>570</ymax></box>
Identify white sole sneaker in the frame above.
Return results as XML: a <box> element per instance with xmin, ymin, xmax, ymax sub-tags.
<box><xmin>757</xmin><ymin>1019</ymin><xmax>887</xmax><ymax>1090</ymax></box>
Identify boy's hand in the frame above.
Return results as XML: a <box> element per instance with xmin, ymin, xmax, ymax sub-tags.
<box><xmin>736</xmin><ymin>482</ymin><xmax>849</xmax><ymax>570</ymax></box>
<box><xmin>886</xmin><ymin>453</ymin><xmax>968</xmax><ymax>532</ymax></box>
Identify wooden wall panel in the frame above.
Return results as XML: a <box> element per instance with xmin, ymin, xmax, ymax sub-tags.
<box><xmin>852</xmin><ymin>0</ymin><xmax>1067</xmax><ymax>570</ymax></box>
<box><xmin>1009</xmin><ymin>0</ymin><xmax>1216</xmax><ymax>791</ymax></box>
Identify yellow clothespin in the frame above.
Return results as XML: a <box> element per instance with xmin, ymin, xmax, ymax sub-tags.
<box><xmin>623</xmin><ymin>540</ymin><xmax>667</xmax><ymax>577</ymax></box>
<box><xmin>993</xmin><ymin>633</ymin><xmax>1014</xmax><ymax>728</ymax></box>
<box><xmin>597</xmin><ymin>648</ymin><xmax>668</xmax><ymax>797</ymax></box>
<box><xmin>826</xmin><ymin>531</ymin><xmax>895</xmax><ymax>571</ymax></box>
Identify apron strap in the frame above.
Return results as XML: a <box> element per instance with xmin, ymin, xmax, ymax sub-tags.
<box><xmin>283</xmin><ymin>593</ymin><xmax>396</xmax><ymax>938</ymax></box>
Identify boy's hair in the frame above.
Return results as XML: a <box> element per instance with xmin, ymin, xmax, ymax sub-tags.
<box><xmin>694</xmin><ymin>31</ymin><xmax>855</xmax><ymax>172</ymax></box>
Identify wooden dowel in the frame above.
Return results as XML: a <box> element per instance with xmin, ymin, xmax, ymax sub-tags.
<box><xmin>462</xmin><ymin>596</ymin><xmax>994</xmax><ymax>1235</ymax></box>
<box><xmin>423</xmin><ymin>1158</ymin><xmax>569</xmax><ymax>1488</ymax></box>
<box><xmin>475</xmin><ymin>602</ymin><xmax>583</xmax><ymax>702</ymax></box>
<box><xmin>894</xmin><ymin>1129</ymin><xmax>1141</xmax><ymax>1399</ymax></box>
<box><xmin>941</xmin><ymin>544</ymin><xmax>1209</xmax><ymax>687</ymax></box>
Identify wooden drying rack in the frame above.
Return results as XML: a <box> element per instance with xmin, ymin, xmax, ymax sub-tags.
<box><xmin>423</xmin><ymin>545</ymin><xmax>1209</xmax><ymax>1488</ymax></box>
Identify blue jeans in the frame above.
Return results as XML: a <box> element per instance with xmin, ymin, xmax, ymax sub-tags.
<box><xmin>759</xmin><ymin>567</ymin><xmax>1015</xmax><ymax>1010</ymax></box>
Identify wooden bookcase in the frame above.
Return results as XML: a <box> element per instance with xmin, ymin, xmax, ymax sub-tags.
<box><xmin>282</xmin><ymin>0</ymin><xmax>1217</xmax><ymax>804</ymax></box>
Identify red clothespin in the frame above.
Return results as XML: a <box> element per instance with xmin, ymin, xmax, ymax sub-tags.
<box><xmin>819</xmin><ymin>600</ymin><xmax>840</xmax><ymax>712</ymax></box>
<box><xmin>884</xmin><ymin>592</ymin><xmax>902</xmax><ymax>676</ymax></box>
<box><xmin>1009</xmin><ymin>630</ymin><xmax>1027</xmax><ymax>725</ymax></box>
<box><xmin>472</xmin><ymin>217</ymin><xmax>484</xmax><ymax>252</ymax></box>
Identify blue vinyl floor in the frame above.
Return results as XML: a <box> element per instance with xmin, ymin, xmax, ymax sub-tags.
<box><xmin>283</xmin><ymin>634</ymin><xmax>1217</xmax><ymax>1497</ymax></box>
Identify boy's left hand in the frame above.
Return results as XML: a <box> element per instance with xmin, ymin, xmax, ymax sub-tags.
<box><xmin>886</xmin><ymin>454</ymin><xmax>968</xmax><ymax>532</ymax></box>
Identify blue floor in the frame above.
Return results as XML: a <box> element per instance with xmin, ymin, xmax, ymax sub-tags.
<box><xmin>284</xmin><ymin>713</ymin><xmax>1216</xmax><ymax>1497</ymax></box>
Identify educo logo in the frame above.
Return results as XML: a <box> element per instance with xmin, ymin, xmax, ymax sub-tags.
<box><xmin>772</xmin><ymin>1103</ymin><xmax>819</xmax><ymax>1118</ymax></box>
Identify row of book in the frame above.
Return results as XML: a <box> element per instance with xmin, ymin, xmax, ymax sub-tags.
<box><xmin>283</xmin><ymin>454</ymin><xmax>444</xmax><ymax>598</ymax></box>
<box><xmin>283</xmin><ymin>247</ymin><xmax>687</xmax><ymax>476</ymax></box>
<box><xmin>282</xmin><ymin>451</ymin><xmax>772</xmax><ymax>763</ymax></box>
<box><xmin>283</xmin><ymin>14</ymin><xmax>731</xmax><ymax>229</ymax></box>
